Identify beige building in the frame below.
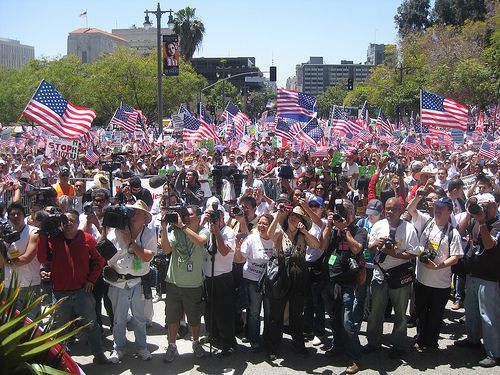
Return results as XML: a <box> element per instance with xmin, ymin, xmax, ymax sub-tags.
<box><xmin>112</xmin><ymin>26</ymin><xmax>172</xmax><ymax>55</ymax></box>
<box><xmin>0</xmin><ymin>38</ymin><xmax>34</xmax><ymax>68</ymax></box>
<box><xmin>67</xmin><ymin>28</ymin><xmax>129</xmax><ymax>64</ymax></box>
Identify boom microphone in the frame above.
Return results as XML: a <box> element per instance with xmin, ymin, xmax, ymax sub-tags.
<box><xmin>149</xmin><ymin>175</ymin><xmax>169</xmax><ymax>189</ymax></box>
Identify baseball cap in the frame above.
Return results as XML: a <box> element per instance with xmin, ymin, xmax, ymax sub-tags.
<box><xmin>308</xmin><ymin>195</ymin><xmax>324</xmax><ymax>207</ymax></box>
<box><xmin>276</xmin><ymin>193</ymin><xmax>291</xmax><ymax>204</ymax></box>
<box><xmin>366</xmin><ymin>199</ymin><xmax>383</xmax><ymax>216</ymax></box>
<box><xmin>476</xmin><ymin>193</ymin><xmax>495</xmax><ymax>205</ymax></box>
<box><xmin>434</xmin><ymin>197</ymin><xmax>453</xmax><ymax>210</ymax></box>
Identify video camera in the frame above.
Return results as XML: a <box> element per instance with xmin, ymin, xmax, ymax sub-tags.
<box><xmin>27</xmin><ymin>187</ymin><xmax>56</xmax><ymax>207</ymax></box>
<box><xmin>102</xmin><ymin>205</ymin><xmax>135</xmax><ymax>230</ymax></box>
<box><xmin>161</xmin><ymin>205</ymin><xmax>188</xmax><ymax>224</ymax></box>
<box><xmin>101</xmin><ymin>153</ymin><xmax>128</xmax><ymax>172</ymax></box>
<box><xmin>419</xmin><ymin>248</ymin><xmax>436</xmax><ymax>264</ymax></box>
<box><xmin>387</xmin><ymin>158</ymin><xmax>405</xmax><ymax>177</ymax></box>
<box><xmin>0</xmin><ymin>219</ymin><xmax>21</xmax><ymax>243</ymax></box>
<box><xmin>208</xmin><ymin>202</ymin><xmax>221</xmax><ymax>223</ymax></box>
<box><xmin>39</xmin><ymin>207</ymin><xmax>68</xmax><ymax>238</ymax></box>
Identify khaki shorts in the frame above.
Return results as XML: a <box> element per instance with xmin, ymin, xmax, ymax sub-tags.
<box><xmin>165</xmin><ymin>283</ymin><xmax>205</xmax><ymax>326</ymax></box>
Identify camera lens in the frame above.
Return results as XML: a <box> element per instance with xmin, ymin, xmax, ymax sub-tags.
<box><xmin>332</xmin><ymin>213</ymin><xmax>342</xmax><ymax>222</ymax></box>
<box><xmin>468</xmin><ymin>203</ymin><xmax>482</xmax><ymax>215</ymax></box>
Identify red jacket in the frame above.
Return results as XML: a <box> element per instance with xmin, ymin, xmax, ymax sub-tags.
<box><xmin>368</xmin><ymin>172</ymin><xmax>406</xmax><ymax>207</ymax></box>
<box><xmin>37</xmin><ymin>230</ymin><xmax>105</xmax><ymax>292</ymax></box>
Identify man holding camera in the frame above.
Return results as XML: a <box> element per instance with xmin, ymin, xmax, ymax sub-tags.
<box><xmin>115</xmin><ymin>176</ymin><xmax>154</xmax><ymax>209</ymax></box>
<box><xmin>103</xmin><ymin>200</ymin><xmax>156</xmax><ymax>363</ymax></box>
<box><xmin>1</xmin><ymin>203</ymin><xmax>41</xmax><ymax>319</ymax></box>
<box><xmin>366</xmin><ymin>198</ymin><xmax>418</xmax><ymax>357</ymax></box>
<box><xmin>175</xmin><ymin>170</ymin><xmax>204</xmax><ymax>206</ymax></box>
<box><xmin>161</xmin><ymin>205</ymin><xmax>209</xmax><ymax>363</ymax></box>
<box><xmin>203</xmin><ymin>202</ymin><xmax>237</xmax><ymax>356</ymax></box>
<box><xmin>36</xmin><ymin>209</ymin><xmax>108</xmax><ymax>364</ymax></box>
<box><xmin>455</xmin><ymin>193</ymin><xmax>500</xmax><ymax>368</ymax></box>
<box><xmin>322</xmin><ymin>199</ymin><xmax>366</xmax><ymax>374</ymax></box>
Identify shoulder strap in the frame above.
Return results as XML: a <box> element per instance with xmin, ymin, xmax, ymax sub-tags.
<box><xmin>419</xmin><ymin>217</ymin><xmax>433</xmax><ymax>239</ymax></box>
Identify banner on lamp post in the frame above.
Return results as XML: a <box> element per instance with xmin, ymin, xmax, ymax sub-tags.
<box><xmin>163</xmin><ymin>34</ymin><xmax>179</xmax><ymax>76</ymax></box>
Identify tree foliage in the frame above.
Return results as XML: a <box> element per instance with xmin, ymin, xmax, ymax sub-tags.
<box><xmin>433</xmin><ymin>0</ymin><xmax>488</xmax><ymax>25</ymax></box>
<box><xmin>395</xmin><ymin>0</ymin><xmax>431</xmax><ymax>36</ymax></box>
<box><xmin>205</xmin><ymin>81</ymin><xmax>240</xmax><ymax>111</ymax></box>
<box><xmin>316</xmin><ymin>84</ymin><xmax>348</xmax><ymax>117</ymax></box>
<box><xmin>173</xmin><ymin>7</ymin><xmax>205</xmax><ymax>62</ymax></box>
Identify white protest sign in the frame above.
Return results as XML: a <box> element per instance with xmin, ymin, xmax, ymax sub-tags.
<box><xmin>45</xmin><ymin>139</ymin><xmax>79</xmax><ymax>160</ymax></box>
<box><xmin>461</xmin><ymin>174</ymin><xmax>476</xmax><ymax>193</ymax></box>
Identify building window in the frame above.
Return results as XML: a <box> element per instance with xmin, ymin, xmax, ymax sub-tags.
<box><xmin>81</xmin><ymin>51</ymin><xmax>88</xmax><ymax>64</ymax></box>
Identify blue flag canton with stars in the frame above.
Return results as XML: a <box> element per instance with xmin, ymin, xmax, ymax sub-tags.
<box><xmin>422</xmin><ymin>91</ymin><xmax>445</xmax><ymax>111</ymax></box>
<box><xmin>298</xmin><ymin>92</ymin><xmax>316</xmax><ymax>111</ymax></box>
<box><xmin>184</xmin><ymin>113</ymin><xmax>200</xmax><ymax>131</ymax></box>
<box><xmin>413</xmin><ymin>117</ymin><xmax>429</xmax><ymax>134</ymax></box>
<box><xmin>34</xmin><ymin>80</ymin><xmax>68</xmax><ymax>116</ymax></box>
<box><xmin>200</xmin><ymin>104</ymin><xmax>212</xmax><ymax>123</ymax></box>
<box><xmin>226</xmin><ymin>102</ymin><xmax>241</xmax><ymax>116</ymax></box>
<box><xmin>303</xmin><ymin>120</ymin><xmax>323</xmax><ymax>143</ymax></box>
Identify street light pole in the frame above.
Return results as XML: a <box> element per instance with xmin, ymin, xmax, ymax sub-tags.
<box><xmin>144</xmin><ymin>3</ymin><xmax>174</xmax><ymax>134</ymax></box>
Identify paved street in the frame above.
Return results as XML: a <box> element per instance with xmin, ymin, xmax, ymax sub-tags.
<box><xmin>69</xmin><ymin>299</ymin><xmax>497</xmax><ymax>374</ymax></box>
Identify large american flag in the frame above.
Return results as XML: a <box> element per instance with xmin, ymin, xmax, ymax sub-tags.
<box><xmin>182</xmin><ymin>112</ymin><xmax>216</xmax><ymax>143</ymax></box>
<box><xmin>330</xmin><ymin>106</ymin><xmax>363</xmax><ymax>134</ymax></box>
<box><xmin>22</xmin><ymin>80</ymin><xmax>95</xmax><ymax>139</ymax></box>
<box><xmin>222</xmin><ymin>101</ymin><xmax>249</xmax><ymax>137</ymax></box>
<box><xmin>277</xmin><ymin>88</ymin><xmax>317</xmax><ymax>122</ymax></box>
<box><xmin>109</xmin><ymin>102</ymin><xmax>141</xmax><ymax>134</ymax></box>
<box><xmin>356</xmin><ymin>100</ymin><xmax>368</xmax><ymax>128</ymax></box>
<box><xmin>199</xmin><ymin>103</ymin><xmax>218</xmax><ymax>141</ymax></box>
<box><xmin>294</xmin><ymin>118</ymin><xmax>324</xmax><ymax>145</ymax></box>
<box><xmin>421</xmin><ymin>90</ymin><xmax>468</xmax><ymax>131</ymax></box>
<box><xmin>376</xmin><ymin>110</ymin><xmax>394</xmax><ymax>134</ymax></box>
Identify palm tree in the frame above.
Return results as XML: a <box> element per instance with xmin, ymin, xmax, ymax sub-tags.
<box><xmin>173</xmin><ymin>7</ymin><xmax>205</xmax><ymax>62</ymax></box>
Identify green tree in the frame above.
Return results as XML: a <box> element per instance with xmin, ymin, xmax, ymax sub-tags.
<box><xmin>206</xmin><ymin>81</ymin><xmax>240</xmax><ymax>112</ymax></box>
<box><xmin>433</xmin><ymin>0</ymin><xmax>488</xmax><ymax>25</ymax></box>
<box><xmin>245</xmin><ymin>91</ymin><xmax>275</xmax><ymax>120</ymax></box>
<box><xmin>316</xmin><ymin>84</ymin><xmax>348</xmax><ymax>117</ymax></box>
<box><xmin>395</xmin><ymin>0</ymin><xmax>431</xmax><ymax>36</ymax></box>
<box><xmin>173</xmin><ymin>7</ymin><xmax>205</xmax><ymax>62</ymax></box>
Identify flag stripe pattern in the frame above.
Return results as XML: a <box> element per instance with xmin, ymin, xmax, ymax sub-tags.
<box><xmin>421</xmin><ymin>90</ymin><xmax>468</xmax><ymax>131</ymax></box>
<box><xmin>330</xmin><ymin>106</ymin><xmax>363</xmax><ymax>134</ymax></box>
<box><xmin>199</xmin><ymin>103</ymin><xmax>218</xmax><ymax>141</ymax></box>
<box><xmin>277</xmin><ymin>89</ymin><xmax>317</xmax><ymax>122</ymax></box>
<box><xmin>110</xmin><ymin>102</ymin><xmax>141</xmax><ymax>133</ymax></box>
<box><xmin>376</xmin><ymin>110</ymin><xmax>394</xmax><ymax>134</ymax></box>
<box><xmin>222</xmin><ymin>102</ymin><xmax>249</xmax><ymax>137</ymax></box>
<box><xmin>23</xmin><ymin>80</ymin><xmax>95</xmax><ymax>139</ymax></box>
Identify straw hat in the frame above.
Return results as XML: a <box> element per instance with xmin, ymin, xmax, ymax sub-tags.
<box><xmin>126</xmin><ymin>200</ymin><xmax>152</xmax><ymax>224</ymax></box>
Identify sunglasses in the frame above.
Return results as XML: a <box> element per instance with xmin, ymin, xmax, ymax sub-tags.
<box><xmin>309</xmin><ymin>204</ymin><xmax>320</xmax><ymax>208</ymax></box>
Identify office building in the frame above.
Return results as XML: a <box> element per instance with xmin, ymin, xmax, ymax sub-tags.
<box><xmin>67</xmin><ymin>28</ymin><xmax>128</xmax><ymax>64</ymax></box>
<box><xmin>112</xmin><ymin>26</ymin><xmax>172</xmax><ymax>55</ymax></box>
<box><xmin>0</xmin><ymin>38</ymin><xmax>34</xmax><ymax>68</ymax></box>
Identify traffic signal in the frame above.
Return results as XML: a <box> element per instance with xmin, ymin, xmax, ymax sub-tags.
<box><xmin>347</xmin><ymin>78</ymin><xmax>353</xmax><ymax>90</ymax></box>
<box><xmin>270</xmin><ymin>66</ymin><xmax>277</xmax><ymax>82</ymax></box>
<box><xmin>209</xmin><ymin>105</ymin><xmax>216</xmax><ymax>116</ymax></box>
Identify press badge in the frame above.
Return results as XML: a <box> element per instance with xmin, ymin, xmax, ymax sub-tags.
<box><xmin>186</xmin><ymin>261</ymin><xmax>193</xmax><ymax>272</ymax></box>
<box><xmin>328</xmin><ymin>254</ymin><xmax>337</xmax><ymax>266</ymax></box>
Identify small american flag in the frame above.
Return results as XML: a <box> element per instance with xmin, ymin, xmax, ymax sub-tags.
<box><xmin>421</xmin><ymin>90</ymin><xmax>468</xmax><ymax>131</ymax></box>
<box><xmin>199</xmin><ymin>103</ymin><xmax>218</xmax><ymax>141</ymax></box>
<box><xmin>85</xmin><ymin>149</ymin><xmax>100</xmax><ymax>164</ymax></box>
<box><xmin>182</xmin><ymin>113</ymin><xmax>203</xmax><ymax>143</ymax></box>
<box><xmin>109</xmin><ymin>102</ymin><xmax>141</xmax><ymax>134</ymax></box>
<box><xmin>22</xmin><ymin>80</ymin><xmax>95</xmax><ymax>139</ymax></box>
<box><xmin>376</xmin><ymin>110</ymin><xmax>394</xmax><ymax>134</ymax></box>
<box><xmin>479</xmin><ymin>141</ymin><xmax>496</xmax><ymax>160</ymax></box>
<box><xmin>330</xmin><ymin>106</ymin><xmax>363</xmax><ymax>135</ymax></box>
<box><xmin>294</xmin><ymin>118</ymin><xmax>324</xmax><ymax>145</ymax></box>
<box><xmin>222</xmin><ymin>102</ymin><xmax>249</xmax><ymax>137</ymax></box>
<box><xmin>277</xmin><ymin>88</ymin><xmax>317</xmax><ymax>122</ymax></box>
<box><xmin>274</xmin><ymin>117</ymin><xmax>294</xmax><ymax>142</ymax></box>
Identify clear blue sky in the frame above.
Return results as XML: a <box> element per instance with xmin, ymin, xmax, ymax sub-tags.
<box><xmin>0</xmin><ymin>0</ymin><xmax>404</xmax><ymax>87</ymax></box>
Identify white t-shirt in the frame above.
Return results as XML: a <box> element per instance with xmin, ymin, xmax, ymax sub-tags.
<box><xmin>240</xmin><ymin>233</ymin><xmax>274</xmax><ymax>281</ymax></box>
<box><xmin>342</xmin><ymin>161</ymin><xmax>359</xmax><ymax>177</ymax></box>
<box><xmin>369</xmin><ymin>219</ymin><xmax>419</xmax><ymax>281</ymax></box>
<box><xmin>413</xmin><ymin>221</ymin><xmax>463</xmax><ymax>288</ymax></box>
<box><xmin>203</xmin><ymin>225</ymin><xmax>236</xmax><ymax>277</ymax></box>
<box><xmin>305</xmin><ymin>220</ymin><xmax>326</xmax><ymax>262</ymax></box>
<box><xmin>4</xmin><ymin>225</ymin><xmax>40</xmax><ymax>287</ymax></box>
<box><xmin>255</xmin><ymin>200</ymin><xmax>273</xmax><ymax>217</ymax></box>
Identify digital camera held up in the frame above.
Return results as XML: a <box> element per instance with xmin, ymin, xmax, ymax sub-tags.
<box><xmin>0</xmin><ymin>219</ymin><xmax>21</xmax><ymax>243</ymax></box>
<box><xmin>161</xmin><ymin>205</ymin><xmax>188</xmax><ymax>224</ymax></box>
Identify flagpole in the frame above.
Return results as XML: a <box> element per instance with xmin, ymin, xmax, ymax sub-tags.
<box><xmin>21</xmin><ymin>80</ymin><xmax>44</xmax><ymax>119</ymax></box>
<box><xmin>108</xmin><ymin>107</ymin><xmax>119</xmax><ymax>130</ymax></box>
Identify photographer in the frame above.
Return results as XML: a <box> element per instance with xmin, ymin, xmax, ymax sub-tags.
<box><xmin>202</xmin><ymin>202</ymin><xmax>237</xmax><ymax>357</ymax></box>
<box><xmin>175</xmin><ymin>170</ymin><xmax>204</xmax><ymax>206</ymax></box>
<box><xmin>104</xmin><ymin>200</ymin><xmax>156</xmax><ymax>363</ymax></box>
<box><xmin>412</xmin><ymin>197</ymin><xmax>463</xmax><ymax>353</ymax></box>
<box><xmin>36</xmin><ymin>209</ymin><xmax>108</xmax><ymax>364</ymax></box>
<box><xmin>115</xmin><ymin>176</ymin><xmax>153</xmax><ymax>209</ymax></box>
<box><xmin>160</xmin><ymin>205</ymin><xmax>209</xmax><ymax>363</ymax></box>
<box><xmin>1</xmin><ymin>203</ymin><xmax>41</xmax><ymax>319</ymax></box>
<box><xmin>366</xmin><ymin>198</ymin><xmax>418</xmax><ymax>357</ymax></box>
<box><xmin>322</xmin><ymin>199</ymin><xmax>366</xmax><ymax>375</ymax></box>
<box><xmin>454</xmin><ymin>193</ymin><xmax>500</xmax><ymax>368</ymax></box>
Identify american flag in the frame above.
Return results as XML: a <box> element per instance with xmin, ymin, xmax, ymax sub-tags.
<box><xmin>22</xmin><ymin>80</ymin><xmax>95</xmax><ymax>139</ymax></box>
<box><xmin>426</xmin><ymin>128</ymin><xmax>453</xmax><ymax>147</ymax></box>
<box><xmin>141</xmin><ymin>139</ymin><xmax>152</xmax><ymax>153</ymax></box>
<box><xmin>0</xmin><ymin>128</ymin><xmax>12</xmax><ymax>148</ymax></box>
<box><xmin>199</xmin><ymin>103</ymin><xmax>218</xmax><ymax>141</ymax></box>
<box><xmin>479</xmin><ymin>141</ymin><xmax>497</xmax><ymax>160</ymax></box>
<box><xmin>85</xmin><ymin>149</ymin><xmax>100</xmax><ymax>164</ymax></box>
<box><xmin>277</xmin><ymin>88</ymin><xmax>317</xmax><ymax>122</ymax></box>
<box><xmin>421</xmin><ymin>90</ymin><xmax>468</xmax><ymax>131</ymax></box>
<box><xmin>259</xmin><ymin>112</ymin><xmax>277</xmax><ymax>132</ymax></box>
<box><xmin>330</xmin><ymin>106</ymin><xmax>363</xmax><ymax>134</ymax></box>
<box><xmin>412</xmin><ymin>114</ymin><xmax>429</xmax><ymax>134</ymax></box>
<box><xmin>274</xmin><ymin>117</ymin><xmax>294</xmax><ymax>141</ymax></box>
<box><xmin>109</xmin><ymin>102</ymin><xmax>141</xmax><ymax>134</ymax></box>
<box><xmin>222</xmin><ymin>102</ymin><xmax>249</xmax><ymax>137</ymax></box>
<box><xmin>182</xmin><ymin>113</ymin><xmax>205</xmax><ymax>143</ymax></box>
<box><xmin>403</xmin><ymin>135</ymin><xmax>430</xmax><ymax>154</ymax></box>
<box><xmin>376</xmin><ymin>110</ymin><xmax>394</xmax><ymax>134</ymax></box>
<box><xmin>357</xmin><ymin>100</ymin><xmax>368</xmax><ymax>128</ymax></box>
<box><xmin>294</xmin><ymin>118</ymin><xmax>324</xmax><ymax>145</ymax></box>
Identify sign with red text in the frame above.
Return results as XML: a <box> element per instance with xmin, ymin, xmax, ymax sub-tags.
<box><xmin>45</xmin><ymin>138</ymin><xmax>79</xmax><ymax>159</ymax></box>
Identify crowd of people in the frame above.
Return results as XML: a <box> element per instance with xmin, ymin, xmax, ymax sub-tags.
<box><xmin>0</xmin><ymin>138</ymin><xmax>499</xmax><ymax>373</ymax></box>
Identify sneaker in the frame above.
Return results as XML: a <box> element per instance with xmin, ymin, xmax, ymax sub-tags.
<box><xmin>93</xmin><ymin>352</ymin><xmax>110</xmax><ymax>365</ymax></box>
<box><xmin>137</xmin><ymin>349</ymin><xmax>152</xmax><ymax>361</ymax></box>
<box><xmin>163</xmin><ymin>344</ymin><xmax>179</xmax><ymax>363</ymax></box>
<box><xmin>312</xmin><ymin>336</ymin><xmax>324</xmax><ymax>346</ymax></box>
<box><xmin>153</xmin><ymin>294</ymin><xmax>163</xmax><ymax>303</ymax></box>
<box><xmin>478</xmin><ymin>356</ymin><xmax>497</xmax><ymax>368</ymax></box>
<box><xmin>346</xmin><ymin>362</ymin><xmax>359</xmax><ymax>374</ymax></box>
<box><xmin>412</xmin><ymin>343</ymin><xmax>424</xmax><ymax>353</ymax></box>
<box><xmin>454</xmin><ymin>338</ymin><xmax>482</xmax><ymax>349</ymax></box>
<box><xmin>108</xmin><ymin>349</ymin><xmax>125</xmax><ymax>364</ymax></box>
<box><xmin>193</xmin><ymin>340</ymin><xmax>207</xmax><ymax>358</ymax></box>
<box><xmin>451</xmin><ymin>301</ymin><xmax>463</xmax><ymax>310</ymax></box>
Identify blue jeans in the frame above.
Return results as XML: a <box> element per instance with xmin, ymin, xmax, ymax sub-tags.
<box><xmin>53</xmin><ymin>289</ymin><xmax>103</xmax><ymax>354</ymax></box>
<box><xmin>353</xmin><ymin>268</ymin><xmax>374</xmax><ymax>328</ymax></box>
<box><xmin>465</xmin><ymin>276</ymin><xmax>500</xmax><ymax>358</ymax></box>
<box><xmin>108</xmin><ymin>283</ymin><xmax>147</xmax><ymax>352</ymax></box>
<box><xmin>244</xmin><ymin>279</ymin><xmax>269</xmax><ymax>346</ymax></box>
<box><xmin>453</xmin><ymin>273</ymin><xmax>466</xmax><ymax>302</ymax></box>
<box><xmin>322</xmin><ymin>281</ymin><xmax>361</xmax><ymax>361</ymax></box>
<box><xmin>366</xmin><ymin>278</ymin><xmax>411</xmax><ymax>350</ymax></box>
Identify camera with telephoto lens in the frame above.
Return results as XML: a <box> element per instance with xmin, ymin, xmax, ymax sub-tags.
<box><xmin>27</xmin><ymin>187</ymin><xmax>56</xmax><ymax>207</ymax></box>
<box><xmin>208</xmin><ymin>202</ymin><xmax>221</xmax><ymax>223</ymax></box>
<box><xmin>39</xmin><ymin>207</ymin><xmax>68</xmax><ymax>238</ymax></box>
<box><xmin>231</xmin><ymin>206</ymin><xmax>243</xmax><ymax>216</ymax></box>
<box><xmin>161</xmin><ymin>205</ymin><xmax>188</xmax><ymax>224</ymax></box>
<box><xmin>83</xmin><ymin>201</ymin><xmax>94</xmax><ymax>215</ymax></box>
<box><xmin>377</xmin><ymin>238</ymin><xmax>395</xmax><ymax>263</ymax></box>
<box><xmin>332</xmin><ymin>199</ymin><xmax>346</xmax><ymax>222</ymax></box>
<box><xmin>467</xmin><ymin>197</ymin><xmax>482</xmax><ymax>215</ymax></box>
<box><xmin>419</xmin><ymin>248</ymin><xmax>436</xmax><ymax>264</ymax></box>
<box><xmin>102</xmin><ymin>205</ymin><xmax>135</xmax><ymax>230</ymax></box>
<box><xmin>0</xmin><ymin>219</ymin><xmax>21</xmax><ymax>243</ymax></box>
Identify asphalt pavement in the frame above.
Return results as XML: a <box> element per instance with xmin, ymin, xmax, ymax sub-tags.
<box><xmin>70</xmin><ymin>299</ymin><xmax>497</xmax><ymax>375</ymax></box>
